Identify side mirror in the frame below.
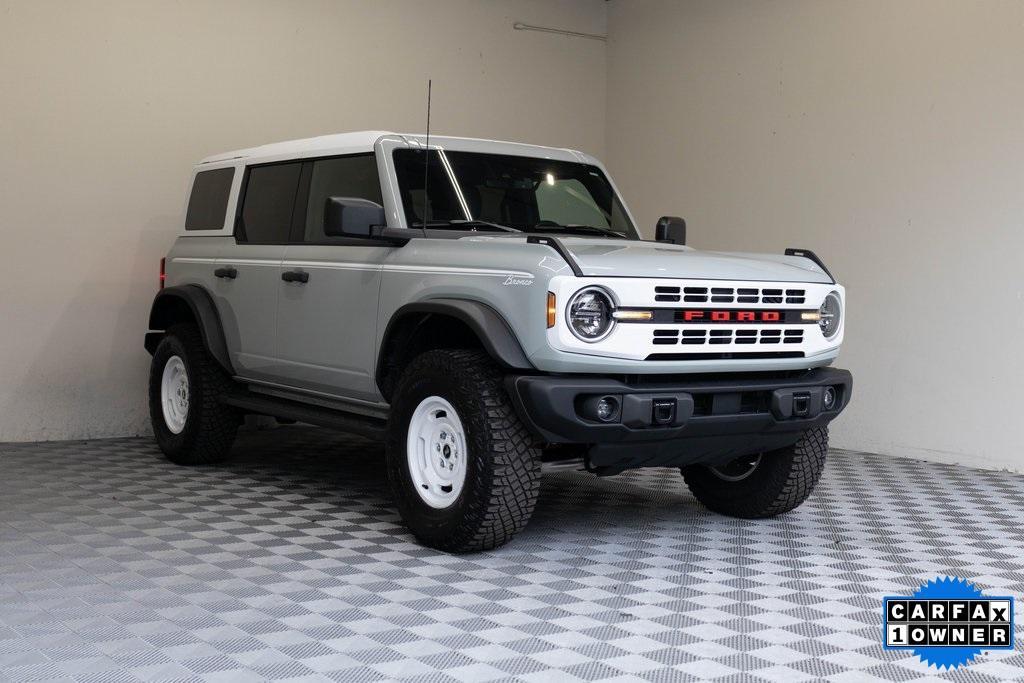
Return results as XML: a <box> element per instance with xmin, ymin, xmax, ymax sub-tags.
<box><xmin>324</xmin><ymin>197</ymin><xmax>386</xmax><ymax>237</ymax></box>
<box><xmin>655</xmin><ymin>216</ymin><xmax>686</xmax><ymax>245</ymax></box>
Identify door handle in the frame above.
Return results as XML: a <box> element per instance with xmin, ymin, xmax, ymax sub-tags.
<box><xmin>214</xmin><ymin>267</ymin><xmax>237</xmax><ymax>279</ymax></box>
<box><xmin>282</xmin><ymin>270</ymin><xmax>309</xmax><ymax>283</ymax></box>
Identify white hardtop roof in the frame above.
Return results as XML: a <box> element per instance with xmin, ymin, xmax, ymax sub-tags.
<box><xmin>198</xmin><ymin>131</ymin><xmax>590</xmax><ymax>166</ymax></box>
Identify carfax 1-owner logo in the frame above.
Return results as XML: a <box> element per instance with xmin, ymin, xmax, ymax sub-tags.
<box><xmin>883</xmin><ymin>577</ymin><xmax>1015</xmax><ymax>669</ymax></box>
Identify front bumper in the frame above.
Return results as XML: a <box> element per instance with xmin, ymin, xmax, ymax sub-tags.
<box><xmin>507</xmin><ymin>367</ymin><xmax>852</xmax><ymax>472</ymax></box>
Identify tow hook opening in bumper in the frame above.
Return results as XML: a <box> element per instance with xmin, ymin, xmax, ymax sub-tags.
<box><xmin>652</xmin><ymin>399</ymin><xmax>676</xmax><ymax>425</ymax></box>
<box><xmin>770</xmin><ymin>385</ymin><xmax>846</xmax><ymax>420</ymax></box>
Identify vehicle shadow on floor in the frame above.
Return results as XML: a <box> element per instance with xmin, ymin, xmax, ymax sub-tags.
<box><xmin>212</xmin><ymin>425</ymin><xmax>711</xmax><ymax>546</ymax></box>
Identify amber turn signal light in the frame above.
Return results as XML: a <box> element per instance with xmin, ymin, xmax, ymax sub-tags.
<box><xmin>547</xmin><ymin>292</ymin><xmax>557</xmax><ymax>328</ymax></box>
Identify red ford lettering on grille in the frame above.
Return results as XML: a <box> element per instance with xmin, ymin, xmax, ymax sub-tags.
<box><xmin>679</xmin><ymin>310</ymin><xmax>782</xmax><ymax>322</ymax></box>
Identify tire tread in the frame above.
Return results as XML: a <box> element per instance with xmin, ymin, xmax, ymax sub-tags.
<box><xmin>682</xmin><ymin>426</ymin><xmax>828</xmax><ymax>518</ymax></box>
<box><xmin>387</xmin><ymin>349</ymin><xmax>540</xmax><ymax>552</ymax></box>
<box><xmin>149</xmin><ymin>324</ymin><xmax>238</xmax><ymax>464</ymax></box>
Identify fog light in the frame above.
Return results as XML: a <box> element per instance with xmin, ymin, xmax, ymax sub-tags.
<box><xmin>823</xmin><ymin>386</ymin><xmax>837</xmax><ymax>410</ymax></box>
<box><xmin>581</xmin><ymin>395</ymin><xmax>622</xmax><ymax>423</ymax></box>
<box><xmin>597</xmin><ymin>396</ymin><xmax>619</xmax><ymax>422</ymax></box>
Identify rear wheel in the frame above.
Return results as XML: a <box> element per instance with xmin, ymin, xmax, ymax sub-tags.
<box><xmin>682</xmin><ymin>427</ymin><xmax>828</xmax><ymax>518</ymax></box>
<box><xmin>148</xmin><ymin>324</ymin><xmax>239</xmax><ymax>464</ymax></box>
<box><xmin>386</xmin><ymin>349</ymin><xmax>541</xmax><ymax>552</ymax></box>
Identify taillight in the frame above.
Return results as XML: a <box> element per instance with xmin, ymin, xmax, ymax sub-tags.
<box><xmin>159</xmin><ymin>258</ymin><xmax>166</xmax><ymax>289</ymax></box>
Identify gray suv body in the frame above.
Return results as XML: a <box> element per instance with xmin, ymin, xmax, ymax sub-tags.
<box><xmin>146</xmin><ymin>131</ymin><xmax>852</xmax><ymax>551</ymax></box>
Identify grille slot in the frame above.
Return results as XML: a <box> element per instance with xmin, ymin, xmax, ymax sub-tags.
<box><xmin>709</xmin><ymin>329</ymin><xmax>732</xmax><ymax>345</ymax></box>
<box><xmin>683</xmin><ymin>286</ymin><xmax>707</xmax><ymax>303</ymax></box>
<box><xmin>654</xmin><ymin>286</ymin><xmax>681</xmax><ymax>302</ymax></box>
<box><xmin>652</xmin><ymin>329</ymin><xmax>678</xmax><ymax>345</ymax></box>
<box><xmin>652</xmin><ymin>328</ymin><xmax>804</xmax><ymax>346</ymax></box>
<box><xmin>681</xmin><ymin>330</ymin><xmax>706</xmax><ymax>344</ymax></box>
<box><xmin>659</xmin><ymin>285</ymin><xmax>808</xmax><ymax>305</ymax></box>
<box><xmin>737</xmin><ymin>288</ymin><xmax>759</xmax><ymax>303</ymax></box>
<box><xmin>710</xmin><ymin>287</ymin><xmax>734</xmax><ymax>303</ymax></box>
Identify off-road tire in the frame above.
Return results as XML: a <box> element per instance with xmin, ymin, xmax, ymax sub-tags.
<box><xmin>386</xmin><ymin>349</ymin><xmax>541</xmax><ymax>552</ymax></box>
<box><xmin>149</xmin><ymin>324</ymin><xmax>239</xmax><ymax>465</ymax></box>
<box><xmin>682</xmin><ymin>427</ymin><xmax>828</xmax><ymax>518</ymax></box>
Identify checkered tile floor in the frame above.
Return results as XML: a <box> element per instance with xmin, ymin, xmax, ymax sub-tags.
<box><xmin>1</xmin><ymin>428</ymin><xmax>1023</xmax><ymax>682</ymax></box>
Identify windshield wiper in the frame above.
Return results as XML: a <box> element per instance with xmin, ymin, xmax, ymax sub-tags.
<box><xmin>413</xmin><ymin>219</ymin><xmax>521</xmax><ymax>233</ymax></box>
<box><xmin>528</xmin><ymin>223</ymin><xmax>627</xmax><ymax>239</ymax></box>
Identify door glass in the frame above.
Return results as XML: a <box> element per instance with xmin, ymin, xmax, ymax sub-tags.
<box><xmin>304</xmin><ymin>155</ymin><xmax>383</xmax><ymax>242</ymax></box>
<box><xmin>239</xmin><ymin>162</ymin><xmax>302</xmax><ymax>243</ymax></box>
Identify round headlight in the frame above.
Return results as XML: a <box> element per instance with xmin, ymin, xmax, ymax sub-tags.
<box><xmin>567</xmin><ymin>287</ymin><xmax>615</xmax><ymax>342</ymax></box>
<box><xmin>819</xmin><ymin>291</ymin><xmax>842</xmax><ymax>339</ymax></box>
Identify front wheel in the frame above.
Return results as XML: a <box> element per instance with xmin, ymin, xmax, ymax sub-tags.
<box><xmin>386</xmin><ymin>349</ymin><xmax>541</xmax><ymax>552</ymax></box>
<box><xmin>682</xmin><ymin>427</ymin><xmax>828</xmax><ymax>518</ymax></box>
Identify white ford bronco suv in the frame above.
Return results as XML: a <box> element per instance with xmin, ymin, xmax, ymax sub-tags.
<box><xmin>146</xmin><ymin>131</ymin><xmax>851</xmax><ymax>552</ymax></box>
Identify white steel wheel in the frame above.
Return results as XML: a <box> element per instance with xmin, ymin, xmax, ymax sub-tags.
<box><xmin>406</xmin><ymin>396</ymin><xmax>468</xmax><ymax>509</ymax></box>
<box><xmin>160</xmin><ymin>355</ymin><xmax>190</xmax><ymax>434</ymax></box>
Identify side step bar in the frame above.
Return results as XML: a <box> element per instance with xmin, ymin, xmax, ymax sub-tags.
<box><xmin>222</xmin><ymin>392</ymin><xmax>388</xmax><ymax>441</ymax></box>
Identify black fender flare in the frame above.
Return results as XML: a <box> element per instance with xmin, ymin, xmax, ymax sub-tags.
<box><xmin>146</xmin><ymin>285</ymin><xmax>234</xmax><ymax>375</ymax></box>
<box><xmin>376</xmin><ymin>299</ymin><xmax>534</xmax><ymax>389</ymax></box>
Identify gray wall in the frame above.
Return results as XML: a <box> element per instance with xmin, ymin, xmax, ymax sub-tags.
<box><xmin>4</xmin><ymin>0</ymin><xmax>1020</xmax><ymax>474</ymax></box>
<box><xmin>0</xmin><ymin>0</ymin><xmax>607</xmax><ymax>441</ymax></box>
<box><xmin>606</xmin><ymin>0</ymin><xmax>1024</xmax><ymax>471</ymax></box>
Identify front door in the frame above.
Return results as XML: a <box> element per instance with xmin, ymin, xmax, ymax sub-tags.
<box><xmin>275</xmin><ymin>154</ymin><xmax>393</xmax><ymax>402</ymax></box>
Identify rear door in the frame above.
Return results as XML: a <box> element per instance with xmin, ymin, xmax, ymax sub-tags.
<box><xmin>276</xmin><ymin>154</ymin><xmax>393</xmax><ymax>402</ymax></box>
<box><xmin>173</xmin><ymin>166</ymin><xmax>235</xmax><ymax>295</ymax></box>
<box><xmin>211</xmin><ymin>161</ymin><xmax>302</xmax><ymax>383</ymax></box>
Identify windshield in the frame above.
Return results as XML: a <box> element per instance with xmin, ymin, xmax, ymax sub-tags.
<box><xmin>393</xmin><ymin>149</ymin><xmax>637</xmax><ymax>238</ymax></box>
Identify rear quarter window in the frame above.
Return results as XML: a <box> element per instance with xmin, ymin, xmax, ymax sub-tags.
<box><xmin>185</xmin><ymin>167</ymin><xmax>235</xmax><ymax>230</ymax></box>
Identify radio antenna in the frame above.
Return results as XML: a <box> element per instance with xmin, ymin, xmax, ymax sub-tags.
<box><xmin>420</xmin><ymin>79</ymin><xmax>432</xmax><ymax>238</ymax></box>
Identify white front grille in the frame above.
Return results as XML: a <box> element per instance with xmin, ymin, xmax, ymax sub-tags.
<box><xmin>547</xmin><ymin>276</ymin><xmax>844</xmax><ymax>363</ymax></box>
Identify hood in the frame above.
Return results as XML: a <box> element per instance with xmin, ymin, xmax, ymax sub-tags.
<box><xmin>556</xmin><ymin>237</ymin><xmax>832</xmax><ymax>283</ymax></box>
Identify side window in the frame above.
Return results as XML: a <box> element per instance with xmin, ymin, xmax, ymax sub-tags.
<box><xmin>238</xmin><ymin>162</ymin><xmax>302</xmax><ymax>243</ymax></box>
<box><xmin>185</xmin><ymin>167</ymin><xmax>234</xmax><ymax>230</ymax></box>
<box><xmin>304</xmin><ymin>155</ymin><xmax>383</xmax><ymax>241</ymax></box>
